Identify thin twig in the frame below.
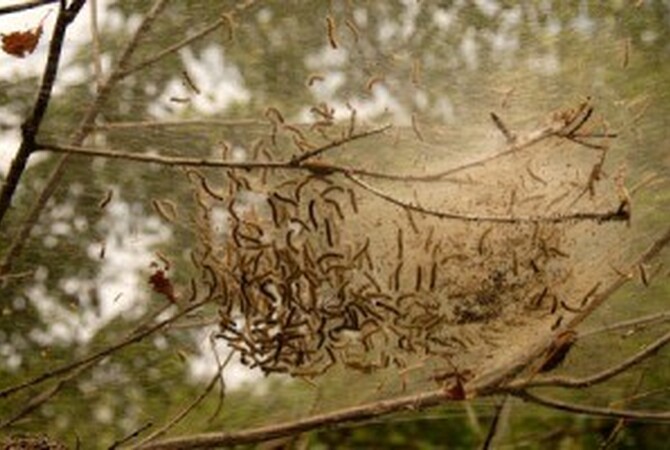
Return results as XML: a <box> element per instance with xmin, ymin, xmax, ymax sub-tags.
<box><xmin>580</xmin><ymin>310</ymin><xmax>670</xmax><ymax>339</ymax></box>
<box><xmin>116</xmin><ymin>1</ymin><xmax>258</xmax><ymax>80</ymax></box>
<box><xmin>92</xmin><ymin>118</ymin><xmax>263</xmax><ymax>130</ymax></box>
<box><xmin>0</xmin><ymin>0</ymin><xmax>58</xmax><ymax>15</ymax></box>
<box><xmin>290</xmin><ymin>124</ymin><xmax>391</xmax><ymax>164</ymax></box>
<box><xmin>108</xmin><ymin>422</ymin><xmax>154</xmax><ymax>450</ymax></box>
<box><xmin>36</xmin><ymin>142</ymin><xmax>295</xmax><ymax>168</ymax></box>
<box><xmin>506</xmin><ymin>329</ymin><xmax>670</xmax><ymax>390</ymax></box>
<box><xmin>370</xmin><ymin>120</ymin><xmax>572</xmax><ymax>183</ymax></box>
<box><xmin>345</xmin><ymin>173</ymin><xmax>629</xmax><ymax>224</ymax></box>
<box><xmin>349</xmin><ymin>115</ymin><xmax>610</xmax><ymax>183</ymax></box>
<box><xmin>89</xmin><ymin>0</ymin><xmax>103</xmax><ymax>92</ymax></box>
<box><xmin>513</xmin><ymin>390</ymin><xmax>670</xmax><ymax>421</ymax></box>
<box><xmin>599</xmin><ymin>366</ymin><xmax>647</xmax><ymax>449</ymax></box>
<box><xmin>480</xmin><ymin>395</ymin><xmax>511</xmax><ymax>450</ymax></box>
<box><xmin>0</xmin><ymin>360</ymin><xmax>94</xmax><ymax>429</ymax></box>
<box><xmin>133</xmin><ymin>352</ymin><xmax>234</xmax><ymax>448</ymax></box>
<box><xmin>0</xmin><ymin>298</ymin><xmax>209</xmax><ymax>400</ymax></box>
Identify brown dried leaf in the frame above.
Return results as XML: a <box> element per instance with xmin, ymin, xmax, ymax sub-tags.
<box><xmin>1</xmin><ymin>25</ymin><xmax>43</xmax><ymax>58</ymax></box>
<box><xmin>148</xmin><ymin>268</ymin><xmax>177</xmax><ymax>304</ymax></box>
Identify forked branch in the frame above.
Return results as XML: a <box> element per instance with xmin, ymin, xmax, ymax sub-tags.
<box><xmin>0</xmin><ymin>0</ymin><xmax>86</xmax><ymax>226</ymax></box>
<box><xmin>506</xmin><ymin>329</ymin><xmax>670</xmax><ymax>390</ymax></box>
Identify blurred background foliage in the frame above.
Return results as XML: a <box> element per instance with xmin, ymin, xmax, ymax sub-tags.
<box><xmin>0</xmin><ymin>0</ymin><xmax>668</xmax><ymax>448</ymax></box>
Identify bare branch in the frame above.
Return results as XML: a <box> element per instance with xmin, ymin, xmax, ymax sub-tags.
<box><xmin>108</xmin><ymin>423</ymin><xmax>154</xmax><ymax>450</ymax></box>
<box><xmin>513</xmin><ymin>390</ymin><xmax>670</xmax><ymax>421</ymax></box>
<box><xmin>36</xmin><ymin>124</ymin><xmax>392</xmax><ymax>171</ymax></box>
<box><xmin>345</xmin><ymin>173</ymin><xmax>629</xmax><ymax>224</ymax></box>
<box><xmin>480</xmin><ymin>395</ymin><xmax>511</xmax><ymax>450</ymax></box>
<box><xmin>290</xmin><ymin>123</ymin><xmax>391</xmax><ymax>164</ymax></box>
<box><xmin>136</xmin><ymin>388</ymin><xmax>455</xmax><ymax>449</ymax></box>
<box><xmin>117</xmin><ymin>1</ymin><xmax>258</xmax><ymax>80</ymax></box>
<box><xmin>0</xmin><ymin>360</ymin><xmax>94</xmax><ymax>429</ymax></box>
<box><xmin>35</xmin><ymin>141</ymin><xmax>293</xmax><ymax>169</ymax></box>
<box><xmin>580</xmin><ymin>310</ymin><xmax>670</xmax><ymax>339</ymax></box>
<box><xmin>133</xmin><ymin>352</ymin><xmax>234</xmax><ymax>448</ymax></box>
<box><xmin>0</xmin><ymin>298</ymin><xmax>209</xmax><ymax>400</ymax></box>
<box><xmin>89</xmin><ymin>0</ymin><xmax>103</xmax><ymax>92</ymax></box>
<box><xmin>507</xmin><ymin>329</ymin><xmax>670</xmax><ymax>390</ymax></box>
<box><xmin>0</xmin><ymin>0</ymin><xmax>58</xmax><ymax>15</ymax></box>
<box><xmin>0</xmin><ymin>0</ymin><xmax>86</xmax><ymax>226</ymax></box>
<box><xmin>92</xmin><ymin>118</ymin><xmax>263</xmax><ymax>130</ymax></box>
<box><xmin>33</xmin><ymin>140</ymin><xmax>469</xmax><ymax>185</ymax></box>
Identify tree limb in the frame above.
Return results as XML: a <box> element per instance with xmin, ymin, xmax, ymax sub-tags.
<box><xmin>513</xmin><ymin>390</ymin><xmax>670</xmax><ymax>421</ymax></box>
<box><xmin>345</xmin><ymin>172</ymin><xmax>629</xmax><ymax>224</ymax></box>
<box><xmin>0</xmin><ymin>298</ymin><xmax>209</xmax><ymax>400</ymax></box>
<box><xmin>116</xmin><ymin>1</ymin><xmax>259</xmax><ymax>80</ymax></box>
<box><xmin>580</xmin><ymin>310</ymin><xmax>670</xmax><ymax>339</ymax></box>
<box><xmin>0</xmin><ymin>0</ymin><xmax>86</xmax><ymax>226</ymax></box>
<box><xmin>506</xmin><ymin>329</ymin><xmax>670</xmax><ymax>390</ymax></box>
<box><xmin>136</xmin><ymin>388</ymin><xmax>454</xmax><ymax>449</ymax></box>
<box><xmin>0</xmin><ymin>0</ymin><xmax>58</xmax><ymax>15</ymax></box>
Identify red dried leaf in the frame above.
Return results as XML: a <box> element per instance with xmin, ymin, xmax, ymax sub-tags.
<box><xmin>148</xmin><ymin>268</ymin><xmax>177</xmax><ymax>303</ymax></box>
<box><xmin>1</xmin><ymin>25</ymin><xmax>43</xmax><ymax>58</ymax></box>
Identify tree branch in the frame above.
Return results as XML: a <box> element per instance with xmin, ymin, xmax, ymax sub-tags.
<box><xmin>579</xmin><ymin>310</ymin><xmax>670</xmax><ymax>339</ymax></box>
<box><xmin>0</xmin><ymin>298</ymin><xmax>209</xmax><ymax>400</ymax></box>
<box><xmin>132</xmin><ymin>352</ymin><xmax>233</xmax><ymax>448</ymax></box>
<box><xmin>345</xmin><ymin>173</ymin><xmax>629</xmax><ymax>224</ymax></box>
<box><xmin>136</xmin><ymin>388</ymin><xmax>454</xmax><ymax>449</ymax></box>
<box><xmin>290</xmin><ymin>123</ymin><xmax>391</xmax><ymax>164</ymax></box>
<box><xmin>0</xmin><ymin>0</ymin><xmax>86</xmax><ymax>226</ymax></box>
<box><xmin>116</xmin><ymin>0</ymin><xmax>259</xmax><ymax>80</ymax></box>
<box><xmin>506</xmin><ymin>329</ymin><xmax>670</xmax><ymax>390</ymax></box>
<box><xmin>480</xmin><ymin>395</ymin><xmax>511</xmax><ymax>450</ymax></box>
<box><xmin>513</xmin><ymin>390</ymin><xmax>670</xmax><ymax>421</ymax></box>
<box><xmin>92</xmin><ymin>118</ymin><xmax>263</xmax><ymax>130</ymax></box>
<box><xmin>32</xmin><ymin>139</ymin><xmax>468</xmax><ymax>185</ymax></box>
<box><xmin>0</xmin><ymin>0</ymin><xmax>58</xmax><ymax>15</ymax></box>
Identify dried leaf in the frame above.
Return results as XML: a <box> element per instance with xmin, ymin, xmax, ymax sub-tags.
<box><xmin>148</xmin><ymin>268</ymin><xmax>177</xmax><ymax>304</ymax></box>
<box><xmin>1</xmin><ymin>26</ymin><xmax>43</xmax><ymax>58</ymax></box>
